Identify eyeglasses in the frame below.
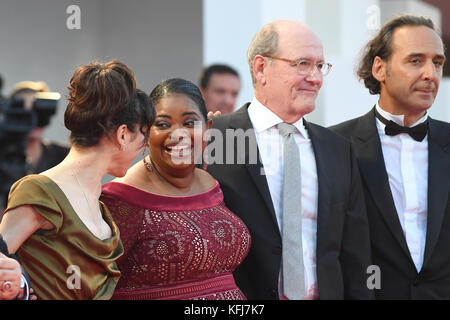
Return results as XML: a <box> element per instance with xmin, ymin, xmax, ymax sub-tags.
<box><xmin>264</xmin><ymin>55</ymin><xmax>332</xmax><ymax>76</ymax></box>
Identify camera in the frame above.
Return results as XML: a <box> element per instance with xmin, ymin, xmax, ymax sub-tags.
<box><xmin>0</xmin><ymin>92</ymin><xmax>61</xmax><ymax>209</ymax></box>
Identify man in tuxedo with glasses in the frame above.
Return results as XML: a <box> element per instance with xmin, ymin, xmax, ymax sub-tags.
<box><xmin>330</xmin><ymin>15</ymin><xmax>450</xmax><ymax>299</ymax></box>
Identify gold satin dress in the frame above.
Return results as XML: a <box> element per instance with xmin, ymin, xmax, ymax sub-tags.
<box><xmin>4</xmin><ymin>175</ymin><xmax>123</xmax><ymax>300</ymax></box>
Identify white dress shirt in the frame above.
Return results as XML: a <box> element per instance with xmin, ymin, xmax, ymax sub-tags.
<box><xmin>248</xmin><ymin>97</ymin><xmax>319</xmax><ymax>299</ymax></box>
<box><xmin>375</xmin><ymin>103</ymin><xmax>428</xmax><ymax>272</ymax></box>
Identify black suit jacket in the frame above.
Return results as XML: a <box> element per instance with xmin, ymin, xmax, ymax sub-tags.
<box><xmin>207</xmin><ymin>104</ymin><xmax>372</xmax><ymax>300</ymax></box>
<box><xmin>330</xmin><ymin>107</ymin><xmax>450</xmax><ymax>299</ymax></box>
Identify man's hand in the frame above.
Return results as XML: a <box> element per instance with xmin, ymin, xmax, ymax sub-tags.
<box><xmin>0</xmin><ymin>252</ymin><xmax>21</xmax><ymax>300</ymax></box>
<box><xmin>207</xmin><ymin>111</ymin><xmax>221</xmax><ymax>119</ymax></box>
<box><xmin>29</xmin><ymin>287</ymin><xmax>37</xmax><ymax>300</ymax></box>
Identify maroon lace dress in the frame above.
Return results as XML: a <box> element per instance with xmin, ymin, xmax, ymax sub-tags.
<box><xmin>100</xmin><ymin>181</ymin><xmax>251</xmax><ymax>300</ymax></box>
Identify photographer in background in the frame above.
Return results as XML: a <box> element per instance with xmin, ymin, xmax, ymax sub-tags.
<box><xmin>10</xmin><ymin>81</ymin><xmax>69</xmax><ymax>174</ymax></box>
<box><xmin>0</xmin><ymin>81</ymin><xmax>68</xmax><ymax>212</ymax></box>
<box><xmin>0</xmin><ymin>74</ymin><xmax>5</xmax><ymax>102</ymax></box>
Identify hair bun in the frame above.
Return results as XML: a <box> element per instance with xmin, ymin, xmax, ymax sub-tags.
<box><xmin>64</xmin><ymin>60</ymin><xmax>137</xmax><ymax>147</ymax></box>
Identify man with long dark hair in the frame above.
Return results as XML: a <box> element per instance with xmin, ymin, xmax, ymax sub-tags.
<box><xmin>331</xmin><ymin>15</ymin><xmax>450</xmax><ymax>299</ymax></box>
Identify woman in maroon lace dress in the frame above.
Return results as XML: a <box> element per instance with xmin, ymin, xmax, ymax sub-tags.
<box><xmin>101</xmin><ymin>78</ymin><xmax>251</xmax><ymax>300</ymax></box>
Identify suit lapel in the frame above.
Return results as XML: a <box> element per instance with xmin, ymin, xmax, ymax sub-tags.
<box><xmin>303</xmin><ymin>121</ymin><xmax>332</xmax><ymax>247</ymax></box>
<box><xmin>422</xmin><ymin>118</ymin><xmax>450</xmax><ymax>267</ymax></box>
<box><xmin>353</xmin><ymin>108</ymin><xmax>414</xmax><ymax>262</ymax></box>
<box><xmin>229</xmin><ymin>105</ymin><xmax>279</xmax><ymax>229</ymax></box>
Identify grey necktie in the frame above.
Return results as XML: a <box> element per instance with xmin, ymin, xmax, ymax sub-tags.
<box><xmin>277</xmin><ymin>122</ymin><xmax>305</xmax><ymax>300</ymax></box>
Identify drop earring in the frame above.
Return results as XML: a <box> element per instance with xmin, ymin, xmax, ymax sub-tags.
<box><xmin>142</xmin><ymin>145</ymin><xmax>152</xmax><ymax>172</ymax></box>
<box><xmin>202</xmin><ymin>147</ymin><xmax>209</xmax><ymax>171</ymax></box>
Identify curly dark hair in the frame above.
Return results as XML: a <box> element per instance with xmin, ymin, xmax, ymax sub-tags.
<box><xmin>357</xmin><ymin>15</ymin><xmax>437</xmax><ymax>95</ymax></box>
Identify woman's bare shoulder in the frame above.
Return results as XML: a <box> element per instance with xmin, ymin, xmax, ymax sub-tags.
<box><xmin>112</xmin><ymin>161</ymin><xmax>150</xmax><ymax>189</ymax></box>
<box><xmin>195</xmin><ymin>168</ymin><xmax>217</xmax><ymax>191</ymax></box>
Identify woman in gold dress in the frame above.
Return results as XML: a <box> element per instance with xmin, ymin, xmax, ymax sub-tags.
<box><xmin>0</xmin><ymin>60</ymin><xmax>155</xmax><ymax>299</ymax></box>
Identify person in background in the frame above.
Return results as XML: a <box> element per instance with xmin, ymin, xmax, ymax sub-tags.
<box><xmin>0</xmin><ymin>74</ymin><xmax>6</xmax><ymax>102</ymax></box>
<box><xmin>0</xmin><ymin>60</ymin><xmax>155</xmax><ymax>299</ymax></box>
<box><xmin>101</xmin><ymin>78</ymin><xmax>251</xmax><ymax>300</ymax></box>
<box><xmin>10</xmin><ymin>81</ymin><xmax>69</xmax><ymax>174</ymax></box>
<box><xmin>199</xmin><ymin>64</ymin><xmax>241</xmax><ymax>115</ymax></box>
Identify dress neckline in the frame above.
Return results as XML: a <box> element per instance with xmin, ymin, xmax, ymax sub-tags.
<box><xmin>34</xmin><ymin>174</ymin><xmax>118</xmax><ymax>243</ymax></box>
<box><xmin>101</xmin><ymin>181</ymin><xmax>223</xmax><ymax>211</ymax></box>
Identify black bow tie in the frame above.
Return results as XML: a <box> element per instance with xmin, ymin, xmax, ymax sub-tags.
<box><xmin>375</xmin><ymin>109</ymin><xmax>428</xmax><ymax>142</ymax></box>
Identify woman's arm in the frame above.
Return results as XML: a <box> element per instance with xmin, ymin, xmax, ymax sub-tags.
<box><xmin>0</xmin><ymin>205</ymin><xmax>52</xmax><ymax>254</ymax></box>
<box><xmin>0</xmin><ymin>205</ymin><xmax>52</xmax><ymax>300</ymax></box>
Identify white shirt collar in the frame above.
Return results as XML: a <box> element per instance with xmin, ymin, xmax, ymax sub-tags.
<box><xmin>248</xmin><ymin>96</ymin><xmax>309</xmax><ymax>139</ymax></box>
<box><xmin>375</xmin><ymin>102</ymin><xmax>428</xmax><ymax>127</ymax></box>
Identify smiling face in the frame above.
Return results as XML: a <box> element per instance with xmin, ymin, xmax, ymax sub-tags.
<box><xmin>149</xmin><ymin>93</ymin><xmax>209</xmax><ymax>177</ymax></box>
<box><xmin>255</xmin><ymin>22</ymin><xmax>324</xmax><ymax>123</ymax></box>
<box><xmin>375</xmin><ymin>25</ymin><xmax>445</xmax><ymax>117</ymax></box>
